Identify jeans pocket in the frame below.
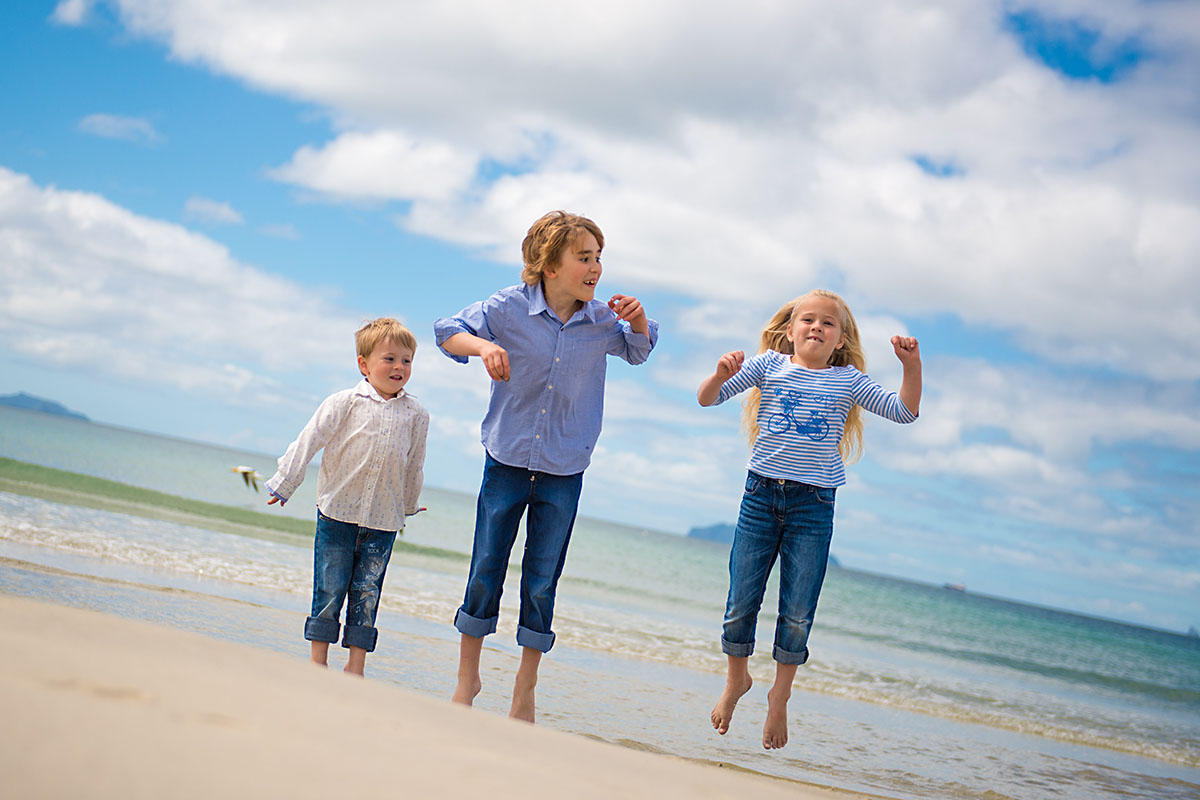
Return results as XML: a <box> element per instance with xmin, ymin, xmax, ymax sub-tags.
<box><xmin>813</xmin><ymin>486</ymin><xmax>836</xmax><ymax>505</ymax></box>
<box><xmin>744</xmin><ymin>473</ymin><xmax>763</xmax><ymax>495</ymax></box>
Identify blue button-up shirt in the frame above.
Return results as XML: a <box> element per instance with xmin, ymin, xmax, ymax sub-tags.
<box><xmin>435</xmin><ymin>282</ymin><xmax>658</xmax><ymax>476</ymax></box>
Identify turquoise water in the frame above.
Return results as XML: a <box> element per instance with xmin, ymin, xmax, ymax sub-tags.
<box><xmin>2</xmin><ymin>404</ymin><xmax>1199</xmax><ymax>799</ymax></box>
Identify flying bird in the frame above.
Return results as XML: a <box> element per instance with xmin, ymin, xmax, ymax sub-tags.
<box><xmin>231</xmin><ymin>465</ymin><xmax>264</xmax><ymax>492</ymax></box>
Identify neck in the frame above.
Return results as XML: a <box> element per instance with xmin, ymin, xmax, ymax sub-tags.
<box><xmin>790</xmin><ymin>352</ymin><xmax>831</xmax><ymax>370</ymax></box>
<box><xmin>542</xmin><ymin>282</ymin><xmax>583</xmax><ymax>324</ymax></box>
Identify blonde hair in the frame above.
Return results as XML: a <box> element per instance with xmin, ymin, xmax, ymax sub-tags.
<box><xmin>355</xmin><ymin>318</ymin><xmax>417</xmax><ymax>359</ymax></box>
<box><xmin>740</xmin><ymin>290</ymin><xmax>867</xmax><ymax>463</ymax></box>
<box><xmin>520</xmin><ymin>210</ymin><xmax>604</xmax><ymax>286</ymax></box>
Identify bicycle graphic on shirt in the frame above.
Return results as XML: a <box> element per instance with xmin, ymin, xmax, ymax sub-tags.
<box><xmin>765</xmin><ymin>388</ymin><xmax>831</xmax><ymax>441</ymax></box>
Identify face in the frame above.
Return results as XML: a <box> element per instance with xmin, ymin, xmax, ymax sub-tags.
<box><xmin>543</xmin><ymin>231</ymin><xmax>602</xmax><ymax>305</ymax></box>
<box><xmin>786</xmin><ymin>295</ymin><xmax>846</xmax><ymax>368</ymax></box>
<box><xmin>357</xmin><ymin>339</ymin><xmax>413</xmax><ymax>399</ymax></box>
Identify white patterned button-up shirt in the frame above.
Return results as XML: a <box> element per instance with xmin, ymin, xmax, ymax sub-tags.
<box><xmin>265</xmin><ymin>379</ymin><xmax>429</xmax><ymax>532</ymax></box>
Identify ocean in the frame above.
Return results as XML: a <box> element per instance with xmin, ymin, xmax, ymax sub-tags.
<box><xmin>1</xmin><ymin>404</ymin><xmax>1198</xmax><ymax>800</ymax></box>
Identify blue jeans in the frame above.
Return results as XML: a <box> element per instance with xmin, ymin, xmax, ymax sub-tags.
<box><xmin>454</xmin><ymin>452</ymin><xmax>584</xmax><ymax>653</ymax></box>
<box><xmin>304</xmin><ymin>510</ymin><xmax>397</xmax><ymax>653</ymax></box>
<box><xmin>721</xmin><ymin>471</ymin><xmax>836</xmax><ymax>665</ymax></box>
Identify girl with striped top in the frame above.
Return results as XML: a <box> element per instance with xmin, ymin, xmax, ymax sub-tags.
<box><xmin>697</xmin><ymin>289</ymin><xmax>922</xmax><ymax>750</ymax></box>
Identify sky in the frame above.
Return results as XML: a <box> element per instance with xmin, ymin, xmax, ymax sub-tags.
<box><xmin>1</xmin><ymin>1</ymin><xmax>1198</xmax><ymax>633</ymax></box>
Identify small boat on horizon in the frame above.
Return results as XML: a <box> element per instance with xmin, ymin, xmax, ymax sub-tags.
<box><xmin>943</xmin><ymin>583</ymin><xmax>966</xmax><ymax>593</ymax></box>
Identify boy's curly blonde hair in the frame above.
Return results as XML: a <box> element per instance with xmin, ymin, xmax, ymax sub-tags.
<box><xmin>520</xmin><ymin>210</ymin><xmax>604</xmax><ymax>286</ymax></box>
<box><xmin>355</xmin><ymin>318</ymin><xmax>417</xmax><ymax>359</ymax></box>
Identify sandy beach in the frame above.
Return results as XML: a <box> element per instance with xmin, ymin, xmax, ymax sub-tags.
<box><xmin>0</xmin><ymin>593</ymin><xmax>877</xmax><ymax>800</ymax></box>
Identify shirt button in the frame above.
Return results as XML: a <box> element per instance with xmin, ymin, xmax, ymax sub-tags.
<box><xmin>535</xmin><ymin>434</ymin><xmax>541</xmax><ymax>439</ymax></box>
<box><xmin>541</xmin><ymin>409</ymin><xmax>546</xmax><ymax>414</ymax></box>
<box><xmin>547</xmin><ymin>385</ymin><xmax>553</xmax><ymax>390</ymax></box>
<box><xmin>555</xmin><ymin>357</ymin><xmax>560</xmax><ymax>362</ymax></box>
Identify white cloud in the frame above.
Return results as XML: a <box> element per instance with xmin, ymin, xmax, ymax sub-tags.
<box><xmin>258</xmin><ymin>223</ymin><xmax>300</xmax><ymax>239</ymax></box>
<box><xmin>269</xmin><ymin>131</ymin><xmax>477</xmax><ymax>203</ymax></box>
<box><xmin>77</xmin><ymin>113</ymin><xmax>163</xmax><ymax>146</ymax></box>
<box><xmin>184</xmin><ymin>196</ymin><xmax>243</xmax><ymax>224</ymax></box>
<box><xmin>0</xmin><ymin>167</ymin><xmax>353</xmax><ymax>413</ymax></box>
<box><xmin>51</xmin><ymin>0</ymin><xmax>95</xmax><ymax>25</ymax></box>
<box><xmin>78</xmin><ymin>1</ymin><xmax>1200</xmax><ymax>381</ymax></box>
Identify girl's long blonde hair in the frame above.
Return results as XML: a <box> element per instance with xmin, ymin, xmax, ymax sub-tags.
<box><xmin>741</xmin><ymin>289</ymin><xmax>867</xmax><ymax>463</ymax></box>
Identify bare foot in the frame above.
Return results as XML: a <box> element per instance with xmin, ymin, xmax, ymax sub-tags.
<box><xmin>452</xmin><ymin>675</ymin><xmax>481</xmax><ymax>706</ymax></box>
<box><xmin>762</xmin><ymin>685</ymin><xmax>790</xmax><ymax>749</ymax></box>
<box><xmin>509</xmin><ymin>675</ymin><xmax>536</xmax><ymax>723</ymax></box>
<box><xmin>711</xmin><ymin>674</ymin><xmax>753</xmax><ymax>735</ymax></box>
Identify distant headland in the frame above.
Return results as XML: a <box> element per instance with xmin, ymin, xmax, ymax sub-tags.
<box><xmin>0</xmin><ymin>392</ymin><xmax>89</xmax><ymax>421</ymax></box>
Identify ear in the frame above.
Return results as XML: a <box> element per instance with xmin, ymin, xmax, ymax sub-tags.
<box><xmin>357</xmin><ymin>354</ymin><xmax>369</xmax><ymax>376</ymax></box>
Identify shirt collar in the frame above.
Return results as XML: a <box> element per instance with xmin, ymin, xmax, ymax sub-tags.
<box><xmin>526</xmin><ymin>281</ymin><xmax>609</xmax><ymax>325</ymax></box>
<box><xmin>354</xmin><ymin>378</ymin><xmax>407</xmax><ymax>402</ymax></box>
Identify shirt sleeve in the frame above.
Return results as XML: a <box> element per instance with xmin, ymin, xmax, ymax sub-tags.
<box><xmin>607</xmin><ymin>317</ymin><xmax>659</xmax><ymax>365</ymax></box>
<box><xmin>433</xmin><ymin>291</ymin><xmax>505</xmax><ymax>363</ymax></box>
<box><xmin>264</xmin><ymin>392</ymin><xmax>349</xmax><ymax>501</ymax></box>
<box><xmin>714</xmin><ymin>352</ymin><xmax>769</xmax><ymax>405</ymax></box>
<box><xmin>403</xmin><ymin>406</ymin><xmax>429</xmax><ymax>516</ymax></box>
<box><xmin>850</xmin><ymin>371</ymin><xmax>918</xmax><ymax>424</ymax></box>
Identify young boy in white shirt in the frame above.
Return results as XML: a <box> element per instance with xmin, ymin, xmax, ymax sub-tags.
<box><xmin>265</xmin><ymin>318</ymin><xmax>429</xmax><ymax>676</ymax></box>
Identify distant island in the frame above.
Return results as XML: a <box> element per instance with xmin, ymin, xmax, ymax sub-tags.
<box><xmin>686</xmin><ymin>522</ymin><xmax>737</xmax><ymax>543</ymax></box>
<box><xmin>0</xmin><ymin>392</ymin><xmax>89</xmax><ymax>421</ymax></box>
<box><xmin>685</xmin><ymin>522</ymin><xmax>840</xmax><ymax>566</ymax></box>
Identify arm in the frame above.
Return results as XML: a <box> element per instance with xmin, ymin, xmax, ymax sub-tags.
<box><xmin>402</xmin><ymin>408</ymin><xmax>429</xmax><ymax>516</ymax></box>
<box><xmin>606</xmin><ymin>294</ymin><xmax>658</xmax><ymax>365</ymax></box>
<box><xmin>698</xmin><ymin>351</ymin><xmax>746</xmax><ymax>406</ymax></box>
<box><xmin>434</xmin><ymin>294</ymin><xmax>512</xmax><ymax>381</ymax></box>
<box><xmin>263</xmin><ymin>394</ymin><xmax>347</xmax><ymax>504</ymax></box>
<box><xmin>440</xmin><ymin>332</ymin><xmax>511</xmax><ymax>382</ymax></box>
<box><xmin>890</xmin><ymin>336</ymin><xmax>922</xmax><ymax>417</ymax></box>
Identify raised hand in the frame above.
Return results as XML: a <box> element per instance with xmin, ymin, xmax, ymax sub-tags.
<box><xmin>608</xmin><ymin>294</ymin><xmax>648</xmax><ymax>335</ymax></box>
<box><xmin>890</xmin><ymin>335</ymin><xmax>920</xmax><ymax>366</ymax></box>
<box><xmin>698</xmin><ymin>350</ymin><xmax>746</xmax><ymax>406</ymax></box>
<box><xmin>715</xmin><ymin>350</ymin><xmax>746</xmax><ymax>381</ymax></box>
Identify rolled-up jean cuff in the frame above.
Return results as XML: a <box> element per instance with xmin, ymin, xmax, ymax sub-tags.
<box><xmin>342</xmin><ymin>624</ymin><xmax>379</xmax><ymax>652</ymax></box>
<box><xmin>516</xmin><ymin>625</ymin><xmax>555</xmax><ymax>653</ymax></box>
<box><xmin>454</xmin><ymin>607</ymin><xmax>498</xmax><ymax>638</ymax></box>
<box><xmin>305</xmin><ymin>616</ymin><xmax>340</xmax><ymax>644</ymax></box>
<box><xmin>773</xmin><ymin>644</ymin><xmax>809</xmax><ymax>665</ymax></box>
<box><xmin>721</xmin><ymin>636</ymin><xmax>755</xmax><ymax>658</ymax></box>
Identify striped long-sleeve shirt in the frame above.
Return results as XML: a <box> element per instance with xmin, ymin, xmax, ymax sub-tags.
<box><xmin>714</xmin><ymin>350</ymin><xmax>916</xmax><ymax>487</ymax></box>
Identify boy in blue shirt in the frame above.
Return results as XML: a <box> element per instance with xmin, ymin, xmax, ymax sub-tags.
<box><xmin>435</xmin><ymin>210</ymin><xmax>657</xmax><ymax>722</ymax></box>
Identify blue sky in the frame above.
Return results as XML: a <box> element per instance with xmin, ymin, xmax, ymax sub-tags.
<box><xmin>2</xmin><ymin>1</ymin><xmax>1198</xmax><ymax>632</ymax></box>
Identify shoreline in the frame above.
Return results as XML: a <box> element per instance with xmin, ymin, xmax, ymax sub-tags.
<box><xmin>0</xmin><ymin>592</ymin><xmax>883</xmax><ymax>800</ymax></box>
